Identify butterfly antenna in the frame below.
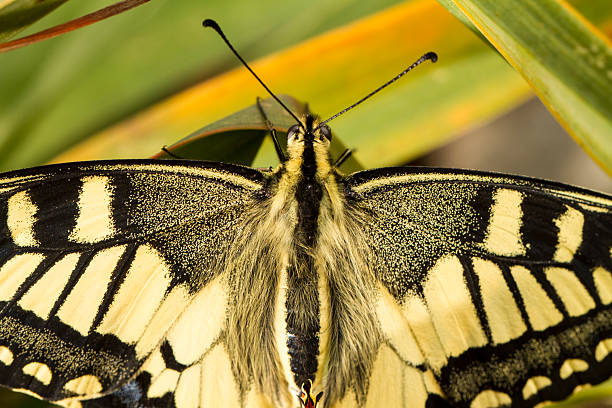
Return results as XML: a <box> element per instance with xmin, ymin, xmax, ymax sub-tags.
<box><xmin>203</xmin><ymin>19</ymin><xmax>304</xmax><ymax>128</ymax></box>
<box><xmin>318</xmin><ymin>52</ymin><xmax>438</xmax><ymax>127</ymax></box>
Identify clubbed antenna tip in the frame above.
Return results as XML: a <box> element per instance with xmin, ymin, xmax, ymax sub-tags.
<box><xmin>202</xmin><ymin>18</ymin><xmax>304</xmax><ymax>128</ymax></box>
<box><xmin>319</xmin><ymin>51</ymin><xmax>439</xmax><ymax>126</ymax></box>
<box><xmin>424</xmin><ymin>51</ymin><xmax>438</xmax><ymax>63</ymax></box>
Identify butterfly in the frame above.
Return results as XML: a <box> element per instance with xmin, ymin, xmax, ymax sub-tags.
<box><xmin>0</xmin><ymin>19</ymin><xmax>611</xmax><ymax>408</ymax></box>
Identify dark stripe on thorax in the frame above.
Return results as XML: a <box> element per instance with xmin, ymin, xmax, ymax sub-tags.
<box><xmin>286</xmin><ymin>134</ymin><xmax>323</xmax><ymax>388</ymax></box>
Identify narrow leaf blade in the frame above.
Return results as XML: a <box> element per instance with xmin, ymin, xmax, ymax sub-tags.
<box><xmin>0</xmin><ymin>0</ymin><xmax>68</xmax><ymax>42</ymax></box>
<box><xmin>439</xmin><ymin>0</ymin><xmax>612</xmax><ymax>174</ymax></box>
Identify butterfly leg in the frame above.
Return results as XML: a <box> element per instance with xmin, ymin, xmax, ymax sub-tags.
<box><xmin>334</xmin><ymin>149</ymin><xmax>353</xmax><ymax>168</ymax></box>
<box><xmin>256</xmin><ymin>96</ymin><xmax>287</xmax><ymax>163</ymax></box>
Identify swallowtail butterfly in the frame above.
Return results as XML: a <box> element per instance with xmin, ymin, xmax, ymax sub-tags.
<box><xmin>0</xmin><ymin>19</ymin><xmax>611</xmax><ymax>408</ymax></box>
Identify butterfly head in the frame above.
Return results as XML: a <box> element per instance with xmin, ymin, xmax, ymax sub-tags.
<box><xmin>286</xmin><ymin>114</ymin><xmax>332</xmax><ymax>162</ymax></box>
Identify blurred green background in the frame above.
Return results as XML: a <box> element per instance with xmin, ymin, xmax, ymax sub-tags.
<box><xmin>0</xmin><ymin>0</ymin><xmax>611</xmax><ymax>407</ymax></box>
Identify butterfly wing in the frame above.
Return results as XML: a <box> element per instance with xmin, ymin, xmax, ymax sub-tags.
<box><xmin>344</xmin><ymin>167</ymin><xmax>612</xmax><ymax>408</ymax></box>
<box><xmin>0</xmin><ymin>160</ymin><xmax>265</xmax><ymax>406</ymax></box>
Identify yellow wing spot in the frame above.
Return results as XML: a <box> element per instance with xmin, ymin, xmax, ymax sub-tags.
<box><xmin>69</xmin><ymin>176</ymin><xmax>115</xmax><ymax>243</ymax></box>
<box><xmin>0</xmin><ymin>253</ymin><xmax>45</xmax><ymax>302</ymax></box>
<box><xmin>423</xmin><ymin>370</ymin><xmax>443</xmax><ymax>397</ymax></box>
<box><xmin>593</xmin><ymin>267</ymin><xmax>612</xmax><ymax>304</ymax></box>
<box><xmin>10</xmin><ymin>389</ymin><xmax>42</xmax><ymax>401</ymax></box>
<box><xmin>595</xmin><ymin>338</ymin><xmax>612</xmax><ymax>361</ymax></box>
<box><xmin>64</xmin><ymin>375</ymin><xmax>102</xmax><ymax>396</ymax></box>
<box><xmin>18</xmin><ymin>253</ymin><xmax>80</xmax><ymax>319</ymax></box>
<box><xmin>472</xmin><ymin>258</ymin><xmax>526</xmax><ymax>343</ymax></box>
<box><xmin>147</xmin><ymin>368</ymin><xmax>180</xmax><ymax>399</ymax></box>
<box><xmin>141</xmin><ymin>348</ymin><xmax>165</xmax><ymax>381</ymax></box>
<box><xmin>175</xmin><ymin>364</ymin><xmax>200</xmax><ymax>408</ymax></box>
<box><xmin>0</xmin><ymin>346</ymin><xmax>13</xmax><ymax>365</ymax></box>
<box><xmin>559</xmin><ymin>359</ymin><xmax>589</xmax><ymax>379</ymax></box>
<box><xmin>375</xmin><ymin>283</ymin><xmax>424</xmax><ymax>365</ymax></box>
<box><xmin>522</xmin><ymin>376</ymin><xmax>552</xmax><ymax>400</ymax></box>
<box><xmin>135</xmin><ymin>285</ymin><xmax>190</xmax><ymax>358</ymax></box>
<box><xmin>510</xmin><ymin>266</ymin><xmax>562</xmax><ymax>330</ymax></box>
<box><xmin>470</xmin><ymin>390</ymin><xmax>512</xmax><ymax>408</ymax></box>
<box><xmin>166</xmin><ymin>277</ymin><xmax>226</xmax><ymax>366</ymax></box>
<box><xmin>423</xmin><ymin>255</ymin><xmax>487</xmax><ymax>357</ymax></box>
<box><xmin>22</xmin><ymin>362</ymin><xmax>52</xmax><ymax>386</ymax></box>
<box><xmin>12</xmin><ymin>388</ymin><xmax>45</xmax><ymax>402</ymax></box>
<box><xmin>404</xmin><ymin>366</ymin><xmax>432</xmax><ymax>408</ymax></box>
<box><xmin>97</xmin><ymin>245</ymin><xmax>170</xmax><ymax>343</ymax></box>
<box><xmin>553</xmin><ymin>206</ymin><xmax>584</xmax><ymax>263</ymax></box>
<box><xmin>7</xmin><ymin>190</ymin><xmax>39</xmax><ymax>247</ymax></box>
<box><xmin>57</xmin><ymin>246</ymin><xmax>126</xmax><ymax>336</ymax></box>
<box><xmin>402</xmin><ymin>296</ymin><xmax>447</xmax><ymax>371</ymax></box>
<box><xmin>572</xmin><ymin>384</ymin><xmax>591</xmax><ymax>394</ymax></box>
<box><xmin>545</xmin><ymin>267</ymin><xmax>595</xmax><ymax>316</ymax></box>
<box><xmin>200</xmin><ymin>344</ymin><xmax>240</xmax><ymax>407</ymax></box>
<box><xmin>483</xmin><ymin>189</ymin><xmax>525</xmax><ymax>256</ymax></box>
<box><xmin>364</xmin><ymin>345</ymin><xmax>408</xmax><ymax>408</ymax></box>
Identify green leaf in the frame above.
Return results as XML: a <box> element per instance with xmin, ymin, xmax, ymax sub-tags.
<box><xmin>437</xmin><ymin>0</ymin><xmax>612</xmax><ymax>174</ymax></box>
<box><xmin>3</xmin><ymin>0</ymin><xmax>612</xmax><ymax>175</ymax></box>
<box><xmin>46</xmin><ymin>1</ymin><xmax>532</xmax><ymax>171</ymax></box>
<box><xmin>77</xmin><ymin>95</ymin><xmax>364</xmax><ymax>172</ymax></box>
<box><xmin>0</xmin><ymin>0</ymin><xmax>68</xmax><ymax>42</ymax></box>
<box><xmin>0</xmin><ymin>0</ymin><xmax>405</xmax><ymax>171</ymax></box>
<box><xmin>436</xmin><ymin>0</ymin><xmax>487</xmax><ymax>44</ymax></box>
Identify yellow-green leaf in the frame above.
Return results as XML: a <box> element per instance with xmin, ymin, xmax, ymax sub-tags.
<box><xmin>49</xmin><ymin>0</ymin><xmax>612</xmax><ymax>173</ymax></box>
<box><xmin>51</xmin><ymin>1</ymin><xmax>532</xmax><ymax>170</ymax></box>
<box><xmin>0</xmin><ymin>0</ymin><xmax>405</xmax><ymax>171</ymax></box>
<box><xmin>438</xmin><ymin>0</ymin><xmax>612</xmax><ymax>174</ymax></box>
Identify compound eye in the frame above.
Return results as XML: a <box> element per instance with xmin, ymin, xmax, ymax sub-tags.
<box><xmin>287</xmin><ymin>124</ymin><xmax>301</xmax><ymax>141</ymax></box>
<box><xmin>319</xmin><ymin>125</ymin><xmax>332</xmax><ymax>141</ymax></box>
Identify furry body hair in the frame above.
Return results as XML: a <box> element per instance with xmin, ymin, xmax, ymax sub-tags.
<box><xmin>224</xmin><ymin>120</ymin><xmax>381</xmax><ymax>407</ymax></box>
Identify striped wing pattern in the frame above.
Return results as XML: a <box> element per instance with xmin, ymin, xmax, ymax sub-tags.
<box><xmin>0</xmin><ymin>160</ymin><xmax>264</xmax><ymax>407</ymax></box>
<box><xmin>347</xmin><ymin>168</ymin><xmax>612</xmax><ymax>408</ymax></box>
<box><xmin>0</xmin><ymin>161</ymin><xmax>612</xmax><ymax>408</ymax></box>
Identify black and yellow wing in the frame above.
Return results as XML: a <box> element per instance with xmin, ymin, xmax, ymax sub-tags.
<box><xmin>0</xmin><ymin>159</ymin><xmax>265</xmax><ymax>407</ymax></box>
<box><xmin>2</xmin><ymin>159</ymin><xmax>612</xmax><ymax>408</ymax></box>
<box><xmin>345</xmin><ymin>167</ymin><xmax>612</xmax><ymax>408</ymax></box>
